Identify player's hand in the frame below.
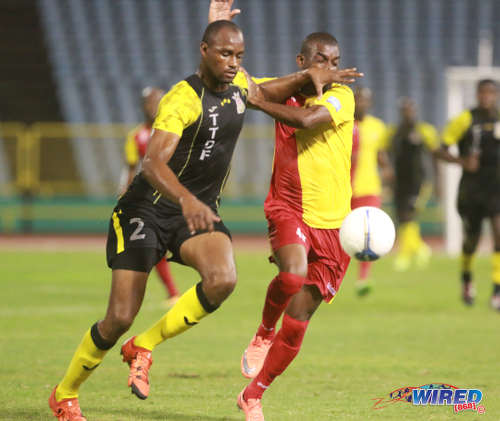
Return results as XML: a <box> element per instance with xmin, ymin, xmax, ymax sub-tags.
<box><xmin>240</xmin><ymin>66</ymin><xmax>265</xmax><ymax>106</ymax></box>
<box><xmin>208</xmin><ymin>0</ymin><xmax>241</xmax><ymax>23</ymax></box>
<box><xmin>461</xmin><ymin>153</ymin><xmax>480</xmax><ymax>172</ymax></box>
<box><xmin>180</xmin><ymin>194</ymin><xmax>221</xmax><ymax>234</ymax></box>
<box><xmin>308</xmin><ymin>66</ymin><xmax>364</xmax><ymax>98</ymax></box>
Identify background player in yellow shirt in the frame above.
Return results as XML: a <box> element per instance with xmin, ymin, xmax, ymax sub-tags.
<box><xmin>436</xmin><ymin>80</ymin><xmax>500</xmax><ymax>309</ymax></box>
<box><xmin>385</xmin><ymin>98</ymin><xmax>439</xmax><ymax>271</ymax></box>
<box><xmin>351</xmin><ymin>86</ymin><xmax>393</xmax><ymax>295</ymax></box>
<box><xmin>121</xmin><ymin>87</ymin><xmax>180</xmax><ymax>306</ymax></box>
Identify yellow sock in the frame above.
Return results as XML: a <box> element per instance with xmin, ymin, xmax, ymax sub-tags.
<box><xmin>461</xmin><ymin>253</ymin><xmax>474</xmax><ymax>273</ymax></box>
<box><xmin>134</xmin><ymin>283</ymin><xmax>214</xmax><ymax>351</ymax></box>
<box><xmin>398</xmin><ymin>223</ymin><xmax>413</xmax><ymax>258</ymax></box>
<box><xmin>56</xmin><ymin>327</ymin><xmax>109</xmax><ymax>400</ymax></box>
<box><xmin>407</xmin><ymin>222</ymin><xmax>421</xmax><ymax>254</ymax></box>
<box><xmin>493</xmin><ymin>252</ymin><xmax>500</xmax><ymax>285</ymax></box>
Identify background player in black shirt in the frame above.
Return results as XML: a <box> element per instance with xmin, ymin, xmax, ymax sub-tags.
<box><xmin>386</xmin><ymin>98</ymin><xmax>439</xmax><ymax>272</ymax></box>
<box><xmin>436</xmin><ymin>79</ymin><xmax>500</xmax><ymax>309</ymax></box>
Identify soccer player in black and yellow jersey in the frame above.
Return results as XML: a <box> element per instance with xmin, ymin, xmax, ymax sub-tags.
<box><xmin>436</xmin><ymin>79</ymin><xmax>500</xmax><ymax>309</ymax></box>
<box><xmin>48</xmin><ymin>15</ymin><xmax>362</xmax><ymax>421</ymax></box>
<box><xmin>385</xmin><ymin>98</ymin><xmax>439</xmax><ymax>272</ymax></box>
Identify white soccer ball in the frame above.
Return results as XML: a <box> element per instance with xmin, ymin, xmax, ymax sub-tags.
<box><xmin>339</xmin><ymin>206</ymin><xmax>395</xmax><ymax>261</ymax></box>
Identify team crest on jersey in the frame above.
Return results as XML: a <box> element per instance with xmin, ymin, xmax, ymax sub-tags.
<box><xmin>327</xmin><ymin>96</ymin><xmax>342</xmax><ymax>112</ymax></box>
<box><xmin>232</xmin><ymin>91</ymin><xmax>246</xmax><ymax>114</ymax></box>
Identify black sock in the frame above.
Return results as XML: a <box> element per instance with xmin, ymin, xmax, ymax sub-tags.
<box><xmin>461</xmin><ymin>271</ymin><xmax>472</xmax><ymax>284</ymax></box>
<box><xmin>493</xmin><ymin>284</ymin><xmax>500</xmax><ymax>296</ymax></box>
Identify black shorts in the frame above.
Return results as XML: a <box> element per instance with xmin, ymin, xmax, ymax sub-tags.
<box><xmin>106</xmin><ymin>203</ymin><xmax>231</xmax><ymax>272</ymax></box>
<box><xmin>394</xmin><ymin>181</ymin><xmax>421</xmax><ymax>217</ymax></box>
<box><xmin>457</xmin><ymin>180</ymin><xmax>500</xmax><ymax>221</ymax></box>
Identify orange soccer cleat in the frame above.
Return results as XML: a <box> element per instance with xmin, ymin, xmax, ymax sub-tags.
<box><xmin>48</xmin><ymin>386</ymin><xmax>87</xmax><ymax>421</ymax></box>
<box><xmin>237</xmin><ymin>390</ymin><xmax>265</xmax><ymax>421</ymax></box>
<box><xmin>121</xmin><ymin>336</ymin><xmax>153</xmax><ymax>400</ymax></box>
<box><xmin>240</xmin><ymin>335</ymin><xmax>273</xmax><ymax>379</ymax></box>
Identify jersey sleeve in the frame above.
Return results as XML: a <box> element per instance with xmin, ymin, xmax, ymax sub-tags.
<box><xmin>153</xmin><ymin>81</ymin><xmax>202</xmax><ymax>136</ymax></box>
<box><xmin>311</xmin><ymin>85</ymin><xmax>355</xmax><ymax>127</ymax></box>
<box><xmin>124</xmin><ymin>128</ymin><xmax>139</xmax><ymax>166</ymax></box>
<box><xmin>373</xmin><ymin>118</ymin><xmax>387</xmax><ymax>150</ymax></box>
<box><xmin>442</xmin><ymin>110</ymin><xmax>472</xmax><ymax>146</ymax></box>
<box><xmin>418</xmin><ymin>122</ymin><xmax>440</xmax><ymax>151</ymax></box>
<box><xmin>232</xmin><ymin>71</ymin><xmax>276</xmax><ymax>91</ymax></box>
<box><xmin>380</xmin><ymin>125</ymin><xmax>396</xmax><ymax>150</ymax></box>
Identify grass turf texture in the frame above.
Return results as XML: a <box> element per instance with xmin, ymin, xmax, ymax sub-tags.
<box><xmin>1</xmin><ymin>249</ymin><xmax>498</xmax><ymax>420</ymax></box>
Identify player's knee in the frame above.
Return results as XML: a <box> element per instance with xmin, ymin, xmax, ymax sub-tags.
<box><xmin>108</xmin><ymin>311</ymin><xmax>135</xmax><ymax>337</ymax></box>
<box><xmin>278</xmin><ymin>272</ymin><xmax>306</xmax><ymax>296</ymax></box>
<box><xmin>202</xmin><ymin>265</ymin><xmax>237</xmax><ymax>298</ymax></box>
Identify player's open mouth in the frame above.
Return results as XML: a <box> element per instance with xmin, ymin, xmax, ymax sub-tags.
<box><xmin>224</xmin><ymin>71</ymin><xmax>237</xmax><ymax>78</ymax></box>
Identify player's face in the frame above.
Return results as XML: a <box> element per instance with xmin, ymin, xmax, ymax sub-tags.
<box><xmin>201</xmin><ymin>28</ymin><xmax>245</xmax><ymax>84</ymax></box>
<box><xmin>299</xmin><ymin>42</ymin><xmax>340</xmax><ymax>71</ymax></box>
<box><xmin>477</xmin><ymin>83</ymin><xmax>498</xmax><ymax>110</ymax></box>
<box><xmin>400</xmin><ymin>99</ymin><xmax>417</xmax><ymax>122</ymax></box>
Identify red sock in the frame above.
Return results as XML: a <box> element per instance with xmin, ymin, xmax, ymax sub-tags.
<box><xmin>246</xmin><ymin>314</ymin><xmax>309</xmax><ymax>400</ymax></box>
<box><xmin>155</xmin><ymin>259</ymin><xmax>179</xmax><ymax>297</ymax></box>
<box><xmin>359</xmin><ymin>261</ymin><xmax>371</xmax><ymax>280</ymax></box>
<box><xmin>256</xmin><ymin>273</ymin><xmax>305</xmax><ymax>339</ymax></box>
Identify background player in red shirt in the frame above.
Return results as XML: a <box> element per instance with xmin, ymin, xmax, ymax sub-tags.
<box><xmin>237</xmin><ymin>32</ymin><xmax>360</xmax><ymax>420</ymax></box>
<box><xmin>121</xmin><ymin>87</ymin><xmax>180</xmax><ymax>306</ymax></box>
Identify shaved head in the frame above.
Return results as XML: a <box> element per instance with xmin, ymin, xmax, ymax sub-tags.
<box><xmin>300</xmin><ymin>32</ymin><xmax>338</xmax><ymax>59</ymax></box>
<box><xmin>202</xmin><ymin>20</ymin><xmax>242</xmax><ymax>45</ymax></box>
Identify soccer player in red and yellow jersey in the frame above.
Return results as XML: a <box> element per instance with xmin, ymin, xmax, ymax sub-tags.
<box><xmin>236</xmin><ymin>32</ymin><xmax>360</xmax><ymax>420</ymax></box>
<box><xmin>351</xmin><ymin>86</ymin><xmax>393</xmax><ymax>295</ymax></box>
<box><xmin>121</xmin><ymin>87</ymin><xmax>180</xmax><ymax>305</ymax></box>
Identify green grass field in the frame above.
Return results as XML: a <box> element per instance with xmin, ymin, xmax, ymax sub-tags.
<box><xmin>1</xmin><ymin>249</ymin><xmax>498</xmax><ymax>420</ymax></box>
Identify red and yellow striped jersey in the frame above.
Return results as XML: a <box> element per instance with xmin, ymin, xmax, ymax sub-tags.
<box><xmin>265</xmin><ymin>84</ymin><xmax>355</xmax><ymax>229</ymax></box>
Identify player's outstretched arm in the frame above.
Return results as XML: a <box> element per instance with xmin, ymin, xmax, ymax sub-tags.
<box><xmin>143</xmin><ymin>130</ymin><xmax>220</xmax><ymax>233</ymax></box>
<box><xmin>251</xmin><ymin>97</ymin><xmax>332</xmax><ymax>130</ymax></box>
<box><xmin>208</xmin><ymin>0</ymin><xmax>240</xmax><ymax>23</ymax></box>
<box><xmin>256</xmin><ymin>67</ymin><xmax>363</xmax><ymax>103</ymax></box>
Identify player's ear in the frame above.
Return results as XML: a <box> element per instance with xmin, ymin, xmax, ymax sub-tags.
<box><xmin>296</xmin><ymin>53</ymin><xmax>305</xmax><ymax>69</ymax></box>
<box><xmin>200</xmin><ymin>41</ymin><xmax>209</xmax><ymax>57</ymax></box>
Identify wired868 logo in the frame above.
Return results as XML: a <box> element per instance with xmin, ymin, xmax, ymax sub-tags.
<box><xmin>372</xmin><ymin>383</ymin><xmax>485</xmax><ymax>414</ymax></box>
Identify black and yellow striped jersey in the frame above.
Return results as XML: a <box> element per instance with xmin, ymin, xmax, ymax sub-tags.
<box><xmin>384</xmin><ymin>121</ymin><xmax>439</xmax><ymax>187</ymax></box>
<box><xmin>124</xmin><ymin>72</ymin><xmax>248</xmax><ymax>213</ymax></box>
<box><xmin>442</xmin><ymin>107</ymin><xmax>500</xmax><ymax>186</ymax></box>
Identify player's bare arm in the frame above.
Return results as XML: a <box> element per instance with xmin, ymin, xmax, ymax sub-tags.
<box><xmin>434</xmin><ymin>146</ymin><xmax>480</xmax><ymax>172</ymax></box>
<box><xmin>377</xmin><ymin>150</ymin><xmax>394</xmax><ymax>183</ymax></box>
<box><xmin>256</xmin><ymin>66</ymin><xmax>363</xmax><ymax>103</ymax></box>
<box><xmin>249</xmin><ymin>94</ymin><xmax>333</xmax><ymax>129</ymax></box>
<box><xmin>239</xmin><ymin>65</ymin><xmax>362</xmax><ymax>105</ymax></box>
<box><xmin>142</xmin><ymin>129</ymin><xmax>220</xmax><ymax>234</ymax></box>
